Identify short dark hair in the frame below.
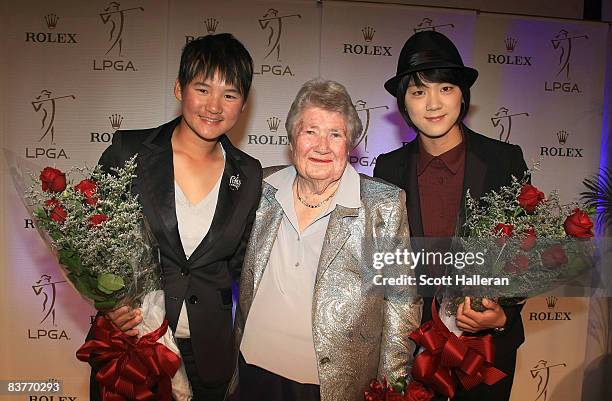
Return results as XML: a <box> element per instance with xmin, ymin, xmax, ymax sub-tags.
<box><xmin>178</xmin><ymin>33</ymin><xmax>254</xmax><ymax>99</ymax></box>
<box><xmin>396</xmin><ymin>68</ymin><xmax>471</xmax><ymax>131</ymax></box>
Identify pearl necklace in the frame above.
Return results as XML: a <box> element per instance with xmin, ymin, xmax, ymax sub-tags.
<box><xmin>296</xmin><ymin>181</ymin><xmax>338</xmax><ymax>209</ymax></box>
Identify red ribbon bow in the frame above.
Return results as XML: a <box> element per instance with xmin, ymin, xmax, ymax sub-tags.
<box><xmin>409</xmin><ymin>300</ymin><xmax>507</xmax><ymax>398</ymax></box>
<box><xmin>76</xmin><ymin>316</ymin><xmax>181</xmax><ymax>401</ymax></box>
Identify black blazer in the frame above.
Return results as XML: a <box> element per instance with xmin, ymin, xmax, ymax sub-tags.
<box><xmin>89</xmin><ymin>117</ymin><xmax>262</xmax><ymax>397</ymax></box>
<box><xmin>373</xmin><ymin>126</ymin><xmax>527</xmax><ymax>357</ymax></box>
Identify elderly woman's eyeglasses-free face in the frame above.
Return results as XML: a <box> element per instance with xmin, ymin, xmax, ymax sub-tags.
<box><xmin>291</xmin><ymin>106</ymin><xmax>349</xmax><ymax>185</ymax></box>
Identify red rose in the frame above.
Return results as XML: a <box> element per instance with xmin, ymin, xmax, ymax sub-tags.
<box><xmin>89</xmin><ymin>214</ymin><xmax>108</xmax><ymax>227</ymax></box>
<box><xmin>503</xmin><ymin>254</ymin><xmax>529</xmax><ymax>274</ymax></box>
<box><xmin>364</xmin><ymin>379</ymin><xmax>386</xmax><ymax>401</ymax></box>
<box><xmin>563</xmin><ymin>209</ymin><xmax>594</xmax><ymax>238</ymax></box>
<box><xmin>75</xmin><ymin>179</ymin><xmax>98</xmax><ymax>205</ymax></box>
<box><xmin>45</xmin><ymin>199</ymin><xmax>67</xmax><ymax>224</ymax></box>
<box><xmin>40</xmin><ymin>167</ymin><xmax>66</xmax><ymax>193</ymax></box>
<box><xmin>368</xmin><ymin>379</ymin><xmax>385</xmax><ymax>394</ymax></box>
<box><xmin>541</xmin><ymin>245</ymin><xmax>568</xmax><ymax>269</ymax></box>
<box><xmin>520</xmin><ymin>226</ymin><xmax>537</xmax><ymax>251</ymax></box>
<box><xmin>406</xmin><ymin>380</ymin><xmax>434</xmax><ymax>401</ymax></box>
<box><xmin>494</xmin><ymin>223</ymin><xmax>514</xmax><ymax>245</ymax></box>
<box><xmin>517</xmin><ymin>184</ymin><xmax>545</xmax><ymax>213</ymax></box>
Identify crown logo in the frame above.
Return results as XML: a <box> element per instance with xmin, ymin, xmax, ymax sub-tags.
<box><xmin>108</xmin><ymin>114</ymin><xmax>124</xmax><ymax>130</ymax></box>
<box><xmin>557</xmin><ymin>130</ymin><xmax>568</xmax><ymax>145</ymax></box>
<box><xmin>267</xmin><ymin>117</ymin><xmax>281</xmax><ymax>132</ymax></box>
<box><xmin>505</xmin><ymin>37</ymin><xmax>517</xmax><ymax>52</ymax></box>
<box><xmin>362</xmin><ymin>26</ymin><xmax>375</xmax><ymax>42</ymax></box>
<box><xmin>204</xmin><ymin>18</ymin><xmax>219</xmax><ymax>34</ymax></box>
<box><xmin>45</xmin><ymin>13</ymin><xmax>59</xmax><ymax>29</ymax></box>
<box><xmin>546</xmin><ymin>296</ymin><xmax>558</xmax><ymax>309</ymax></box>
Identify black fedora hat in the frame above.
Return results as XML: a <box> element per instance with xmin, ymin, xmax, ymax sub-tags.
<box><xmin>384</xmin><ymin>31</ymin><xmax>478</xmax><ymax>97</ymax></box>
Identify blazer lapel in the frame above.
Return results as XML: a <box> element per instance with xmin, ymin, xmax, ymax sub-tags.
<box><xmin>403</xmin><ymin>142</ymin><xmax>424</xmax><ymax>237</ymax></box>
<box><xmin>316</xmin><ymin>206</ymin><xmax>359</xmax><ymax>284</ymax></box>
<box><xmin>138</xmin><ymin>118</ymin><xmax>187</xmax><ymax>263</ymax></box>
<box><xmin>457</xmin><ymin>129</ymin><xmax>488</xmax><ymax>234</ymax></box>
<box><xmin>251</xmin><ymin>184</ymin><xmax>284</xmax><ymax>293</ymax></box>
<box><xmin>187</xmin><ymin>135</ymin><xmax>247</xmax><ymax>264</ymax></box>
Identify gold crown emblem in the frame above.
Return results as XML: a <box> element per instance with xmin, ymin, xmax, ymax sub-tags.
<box><xmin>362</xmin><ymin>26</ymin><xmax>375</xmax><ymax>42</ymax></box>
<box><xmin>505</xmin><ymin>37</ymin><xmax>517</xmax><ymax>52</ymax></box>
<box><xmin>546</xmin><ymin>296</ymin><xmax>558</xmax><ymax>309</ymax></box>
<box><xmin>267</xmin><ymin>117</ymin><xmax>281</xmax><ymax>132</ymax></box>
<box><xmin>204</xmin><ymin>18</ymin><xmax>219</xmax><ymax>34</ymax></box>
<box><xmin>45</xmin><ymin>13</ymin><xmax>59</xmax><ymax>29</ymax></box>
<box><xmin>557</xmin><ymin>130</ymin><xmax>568</xmax><ymax>145</ymax></box>
<box><xmin>108</xmin><ymin>114</ymin><xmax>124</xmax><ymax>130</ymax></box>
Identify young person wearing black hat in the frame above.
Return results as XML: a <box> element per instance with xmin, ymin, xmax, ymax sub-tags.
<box><xmin>374</xmin><ymin>31</ymin><xmax>527</xmax><ymax>401</ymax></box>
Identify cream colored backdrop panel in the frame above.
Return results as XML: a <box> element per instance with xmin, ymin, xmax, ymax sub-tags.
<box><xmin>2</xmin><ymin>0</ymin><xmax>168</xmax><ymax>399</ymax></box>
<box><xmin>512</xmin><ymin>296</ymin><xmax>590</xmax><ymax>401</ymax></box>
<box><xmin>320</xmin><ymin>0</ymin><xmax>477</xmax><ymax>175</ymax></box>
<box><xmin>0</xmin><ymin>1</ymin><xmax>608</xmax><ymax>401</ymax></box>
<box><xmin>470</xmin><ymin>14</ymin><xmax>607</xmax><ymax>203</ymax></box>
<box><xmin>166</xmin><ymin>0</ymin><xmax>321</xmax><ymax>168</ymax></box>
<box><xmin>468</xmin><ymin>17</ymin><xmax>606</xmax><ymax>398</ymax></box>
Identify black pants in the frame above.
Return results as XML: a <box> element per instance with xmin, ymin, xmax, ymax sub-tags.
<box><xmin>176</xmin><ymin>338</ymin><xmax>230</xmax><ymax>401</ymax></box>
<box><xmin>236</xmin><ymin>353</ymin><xmax>321</xmax><ymax>401</ymax></box>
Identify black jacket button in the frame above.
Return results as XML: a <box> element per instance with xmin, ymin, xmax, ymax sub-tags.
<box><xmin>188</xmin><ymin>295</ymin><xmax>198</xmax><ymax>304</ymax></box>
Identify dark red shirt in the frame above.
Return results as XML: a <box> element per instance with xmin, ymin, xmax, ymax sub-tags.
<box><xmin>417</xmin><ymin>138</ymin><xmax>466</xmax><ymax>238</ymax></box>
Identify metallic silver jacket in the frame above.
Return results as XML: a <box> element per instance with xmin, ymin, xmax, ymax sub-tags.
<box><xmin>231</xmin><ymin>169</ymin><xmax>422</xmax><ymax>401</ymax></box>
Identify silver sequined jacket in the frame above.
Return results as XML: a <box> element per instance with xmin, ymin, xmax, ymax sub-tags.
<box><xmin>230</xmin><ymin>168</ymin><xmax>422</xmax><ymax>401</ymax></box>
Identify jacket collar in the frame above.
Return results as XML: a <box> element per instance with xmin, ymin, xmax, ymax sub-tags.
<box><xmin>265</xmin><ymin>164</ymin><xmax>361</xmax><ymax>209</ymax></box>
<box><xmin>252</xmin><ymin>169</ymin><xmax>360</xmax><ymax>292</ymax></box>
<box><xmin>137</xmin><ymin>116</ymin><xmax>249</xmax><ymax>265</ymax></box>
<box><xmin>190</xmin><ymin>134</ymin><xmax>247</xmax><ymax>263</ymax></box>
<box><xmin>402</xmin><ymin>125</ymin><xmax>488</xmax><ymax>237</ymax></box>
<box><xmin>457</xmin><ymin>126</ymin><xmax>489</xmax><ymax>234</ymax></box>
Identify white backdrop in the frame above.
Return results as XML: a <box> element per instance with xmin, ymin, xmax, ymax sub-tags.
<box><xmin>0</xmin><ymin>1</ymin><xmax>609</xmax><ymax>400</ymax></box>
<box><xmin>471</xmin><ymin>13</ymin><xmax>608</xmax><ymax>204</ymax></box>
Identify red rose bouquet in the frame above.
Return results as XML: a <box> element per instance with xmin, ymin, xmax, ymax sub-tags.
<box><xmin>15</xmin><ymin>156</ymin><xmax>192</xmax><ymax>401</ymax></box>
<box><xmin>364</xmin><ymin>378</ymin><xmax>434</xmax><ymax>401</ymax></box>
<box><xmin>27</xmin><ymin>159</ymin><xmax>158</xmax><ymax>311</ymax></box>
<box><xmin>454</xmin><ymin>168</ymin><xmax>595</xmax><ymax>310</ymax></box>
<box><xmin>405</xmin><ymin>168</ymin><xmax>595</xmax><ymax>400</ymax></box>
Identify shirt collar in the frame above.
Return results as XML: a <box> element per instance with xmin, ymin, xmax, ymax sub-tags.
<box><xmin>416</xmin><ymin>135</ymin><xmax>465</xmax><ymax>176</ymax></box>
<box><xmin>265</xmin><ymin>164</ymin><xmax>361</xmax><ymax>211</ymax></box>
<box><xmin>329</xmin><ymin>164</ymin><xmax>361</xmax><ymax>209</ymax></box>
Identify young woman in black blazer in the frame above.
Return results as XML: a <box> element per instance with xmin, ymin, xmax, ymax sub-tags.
<box><xmin>89</xmin><ymin>34</ymin><xmax>262</xmax><ymax>401</ymax></box>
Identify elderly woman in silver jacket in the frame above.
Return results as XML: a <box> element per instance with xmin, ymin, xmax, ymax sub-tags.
<box><xmin>230</xmin><ymin>79</ymin><xmax>421</xmax><ymax>401</ymax></box>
